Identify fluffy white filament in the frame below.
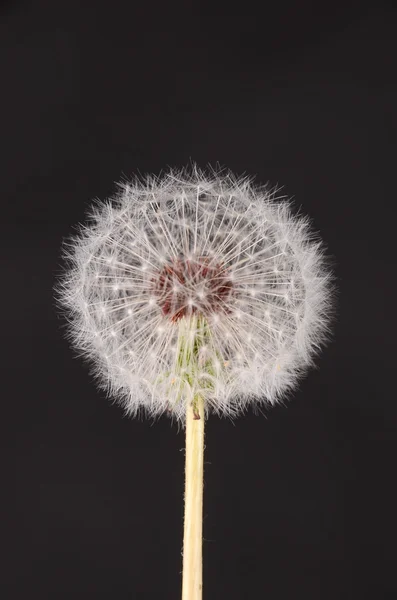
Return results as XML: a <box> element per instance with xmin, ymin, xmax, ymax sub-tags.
<box><xmin>57</xmin><ymin>167</ymin><xmax>333</xmax><ymax>422</ymax></box>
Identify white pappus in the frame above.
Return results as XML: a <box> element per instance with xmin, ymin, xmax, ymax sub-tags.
<box><xmin>56</xmin><ymin>166</ymin><xmax>333</xmax><ymax>423</ymax></box>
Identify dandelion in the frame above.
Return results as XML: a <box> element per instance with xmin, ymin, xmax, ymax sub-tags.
<box><xmin>56</xmin><ymin>166</ymin><xmax>333</xmax><ymax>599</ymax></box>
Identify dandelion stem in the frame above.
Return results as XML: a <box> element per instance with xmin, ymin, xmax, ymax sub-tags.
<box><xmin>182</xmin><ymin>394</ymin><xmax>205</xmax><ymax>600</ymax></box>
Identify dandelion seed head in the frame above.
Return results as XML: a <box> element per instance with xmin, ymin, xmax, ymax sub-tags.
<box><xmin>56</xmin><ymin>165</ymin><xmax>333</xmax><ymax>423</ymax></box>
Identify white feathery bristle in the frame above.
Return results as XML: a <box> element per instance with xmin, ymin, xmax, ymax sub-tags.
<box><xmin>56</xmin><ymin>166</ymin><xmax>333</xmax><ymax>423</ymax></box>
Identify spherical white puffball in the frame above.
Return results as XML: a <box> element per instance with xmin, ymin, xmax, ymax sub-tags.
<box><xmin>57</xmin><ymin>167</ymin><xmax>333</xmax><ymax>422</ymax></box>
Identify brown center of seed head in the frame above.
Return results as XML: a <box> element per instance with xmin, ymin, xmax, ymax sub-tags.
<box><xmin>152</xmin><ymin>256</ymin><xmax>234</xmax><ymax>322</ymax></box>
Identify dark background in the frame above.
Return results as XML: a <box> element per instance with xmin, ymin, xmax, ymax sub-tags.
<box><xmin>3</xmin><ymin>1</ymin><xmax>397</xmax><ymax>598</ymax></box>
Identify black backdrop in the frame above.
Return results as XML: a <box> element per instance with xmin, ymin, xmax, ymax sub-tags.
<box><xmin>3</xmin><ymin>1</ymin><xmax>397</xmax><ymax>598</ymax></box>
